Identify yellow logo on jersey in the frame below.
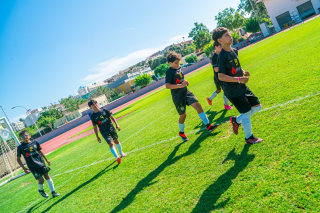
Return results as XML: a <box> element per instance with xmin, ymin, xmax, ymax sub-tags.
<box><xmin>29</xmin><ymin>147</ymin><xmax>33</xmax><ymax>152</ymax></box>
<box><xmin>234</xmin><ymin>59</ymin><xmax>239</xmax><ymax>66</ymax></box>
<box><xmin>100</xmin><ymin>115</ymin><xmax>104</xmax><ymax>119</ymax></box>
<box><xmin>180</xmin><ymin>72</ymin><xmax>183</xmax><ymax>78</ymax></box>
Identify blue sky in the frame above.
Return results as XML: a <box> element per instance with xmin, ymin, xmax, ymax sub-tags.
<box><xmin>0</xmin><ymin>0</ymin><xmax>241</xmax><ymax>122</ymax></box>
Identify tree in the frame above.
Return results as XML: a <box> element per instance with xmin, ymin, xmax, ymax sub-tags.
<box><xmin>203</xmin><ymin>41</ymin><xmax>215</xmax><ymax>57</ymax></box>
<box><xmin>244</xmin><ymin>16</ymin><xmax>260</xmax><ymax>33</ymax></box>
<box><xmin>188</xmin><ymin>23</ymin><xmax>212</xmax><ymax>51</ymax></box>
<box><xmin>134</xmin><ymin>73</ymin><xmax>152</xmax><ymax>88</ymax></box>
<box><xmin>39</xmin><ymin>108</ymin><xmax>64</xmax><ymax>120</ymax></box>
<box><xmin>60</xmin><ymin>96</ymin><xmax>87</xmax><ymax>112</ymax></box>
<box><xmin>238</xmin><ymin>0</ymin><xmax>271</xmax><ymax>25</ymax></box>
<box><xmin>154</xmin><ymin>63</ymin><xmax>170</xmax><ymax>77</ymax></box>
<box><xmin>185</xmin><ymin>55</ymin><xmax>198</xmax><ymax>64</ymax></box>
<box><xmin>37</xmin><ymin>116</ymin><xmax>56</xmax><ymax>129</ymax></box>
<box><xmin>231</xmin><ymin>31</ymin><xmax>240</xmax><ymax>42</ymax></box>
<box><xmin>19</xmin><ymin>118</ymin><xmax>24</xmax><ymax>122</ymax></box>
<box><xmin>215</xmin><ymin>8</ymin><xmax>246</xmax><ymax>33</ymax></box>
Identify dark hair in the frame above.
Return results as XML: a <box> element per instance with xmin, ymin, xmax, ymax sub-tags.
<box><xmin>212</xmin><ymin>27</ymin><xmax>229</xmax><ymax>42</ymax></box>
<box><xmin>19</xmin><ymin>130</ymin><xmax>29</xmax><ymax>137</ymax></box>
<box><xmin>213</xmin><ymin>41</ymin><xmax>221</xmax><ymax>48</ymax></box>
<box><xmin>166</xmin><ymin>52</ymin><xmax>182</xmax><ymax>63</ymax></box>
<box><xmin>88</xmin><ymin>99</ymin><xmax>98</xmax><ymax>107</ymax></box>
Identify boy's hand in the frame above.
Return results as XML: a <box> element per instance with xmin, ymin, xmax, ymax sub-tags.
<box><xmin>97</xmin><ymin>137</ymin><xmax>101</xmax><ymax>143</ymax></box>
<box><xmin>240</xmin><ymin>77</ymin><xmax>249</xmax><ymax>84</ymax></box>
<box><xmin>116</xmin><ymin>125</ymin><xmax>121</xmax><ymax>131</ymax></box>
<box><xmin>243</xmin><ymin>70</ymin><xmax>250</xmax><ymax>76</ymax></box>
<box><xmin>23</xmin><ymin>168</ymin><xmax>30</xmax><ymax>174</ymax></box>
<box><xmin>46</xmin><ymin>160</ymin><xmax>51</xmax><ymax>166</ymax></box>
<box><xmin>181</xmin><ymin>80</ymin><xmax>189</xmax><ymax>87</ymax></box>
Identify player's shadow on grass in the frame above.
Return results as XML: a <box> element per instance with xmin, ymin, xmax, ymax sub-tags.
<box><xmin>31</xmin><ymin>161</ymin><xmax>118</xmax><ymax>213</ymax></box>
<box><xmin>110</xmin><ymin>130</ymin><xmax>219</xmax><ymax>213</ymax></box>
<box><xmin>191</xmin><ymin>144</ymin><xmax>254</xmax><ymax>213</ymax></box>
<box><xmin>194</xmin><ymin>109</ymin><xmax>228</xmax><ymax>130</ymax></box>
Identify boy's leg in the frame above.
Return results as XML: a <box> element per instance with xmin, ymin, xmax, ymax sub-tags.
<box><xmin>36</xmin><ymin>176</ymin><xmax>49</xmax><ymax>198</ymax></box>
<box><xmin>223</xmin><ymin>94</ymin><xmax>233</xmax><ymax>110</ymax></box>
<box><xmin>43</xmin><ymin>173</ymin><xmax>59</xmax><ymax>197</ymax></box>
<box><xmin>178</xmin><ymin>113</ymin><xmax>188</xmax><ymax>142</ymax></box>
<box><xmin>207</xmin><ymin>78</ymin><xmax>221</xmax><ymax>105</ymax></box>
<box><xmin>251</xmin><ymin>104</ymin><xmax>262</xmax><ymax>116</ymax></box>
<box><xmin>209</xmin><ymin>89</ymin><xmax>221</xmax><ymax>101</ymax></box>
<box><xmin>190</xmin><ymin>102</ymin><xmax>219</xmax><ymax>132</ymax></box>
<box><xmin>114</xmin><ymin>138</ymin><xmax>126</xmax><ymax>157</ymax></box>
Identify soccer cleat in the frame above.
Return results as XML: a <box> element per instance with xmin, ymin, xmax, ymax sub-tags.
<box><xmin>179</xmin><ymin>132</ymin><xmax>189</xmax><ymax>142</ymax></box>
<box><xmin>230</xmin><ymin>116</ymin><xmax>240</xmax><ymax>135</ymax></box>
<box><xmin>245</xmin><ymin>135</ymin><xmax>263</xmax><ymax>144</ymax></box>
<box><xmin>120</xmin><ymin>152</ymin><xmax>127</xmax><ymax>158</ymax></box>
<box><xmin>206</xmin><ymin>97</ymin><xmax>212</xmax><ymax>106</ymax></box>
<box><xmin>116</xmin><ymin>157</ymin><xmax>121</xmax><ymax>164</ymax></box>
<box><xmin>207</xmin><ymin>124</ymin><xmax>219</xmax><ymax>133</ymax></box>
<box><xmin>52</xmin><ymin>191</ymin><xmax>60</xmax><ymax>198</ymax></box>
<box><xmin>38</xmin><ymin>190</ymin><xmax>49</xmax><ymax>198</ymax></box>
<box><xmin>224</xmin><ymin>105</ymin><xmax>233</xmax><ymax>110</ymax></box>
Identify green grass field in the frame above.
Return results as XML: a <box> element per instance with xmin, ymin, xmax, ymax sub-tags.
<box><xmin>1</xmin><ymin>17</ymin><xmax>320</xmax><ymax>212</ymax></box>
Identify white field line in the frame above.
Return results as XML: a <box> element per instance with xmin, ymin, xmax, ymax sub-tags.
<box><xmin>17</xmin><ymin>91</ymin><xmax>319</xmax><ymax>212</ymax></box>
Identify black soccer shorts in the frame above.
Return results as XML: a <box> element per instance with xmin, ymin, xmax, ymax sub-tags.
<box><xmin>31</xmin><ymin>166</ymin><xmax>51</xmax><ymax>180</ymax></box>
<box><xmin>101</xmin><ymin>127</ymin><xmax>119</xmax><ymax>144</ymax></box>
<box><xmin>227</xmin><ymin>87</ymin><xmax>260</xmax><ymax>114</ymax></box>
<box><xmin>214</xmin><ymin>76</ymin><xmax>222</xmax><ymax>91</ymax></box>
<box><xmin>174</xmin><ymin>93</ymin><xmax>199</xmax><ymax>115</ymax></box>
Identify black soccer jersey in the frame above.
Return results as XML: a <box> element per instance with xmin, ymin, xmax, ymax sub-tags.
<box><xmin>211</xmin><ymin>53</ymin><xmax>219</xmax><ymax>80</ymax></box>
<box><xmin>17</xmin><ymin>141</ymin><xmax>46</xmax><ymax>171</ymax></box>
<box><xmin>90</xmin><ymin>109</ymin><xmax>113</xmax><ymax>133</ymax></box>
<box><xmin>218</xmin><ymin>48</ymin><xmax>247</xmax><ymax>97</ymax></box>
<box><xmin>165</xmin><ymin>66</ymin><xmax>192</xmax><ymax>102</ymax></box>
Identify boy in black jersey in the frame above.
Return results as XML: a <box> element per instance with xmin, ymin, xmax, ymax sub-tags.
<box><xmin>165</xmin><ymin>52</ymin><xmax>219</xmax><ymax>142</ymax></box>
<box><xmin>212</xmin><ymin>27</ymin><xmax>263</xmax><ymax>144</ymax></box>
<box><xmin>89</xmin><ymin>99</ymin><xmax>126</xmax><ymax>164</ymax></box>
<box><xmin>206</xmin><ymin>41</ymin><xmax>233</xmax><ymax>110</ymax></box>
<box><xmin>17</xmin><ymin>130</ymin><xmax>60</xmax><ymax>198</ymax></box>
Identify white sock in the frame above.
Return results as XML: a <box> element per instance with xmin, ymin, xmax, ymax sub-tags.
<box><xmin>115</xmin><ymin>143</ymin><xmax>123</xmax><ymax>154</ymax></box>
<box><xmin>209</xmin><ymin>91</ymin><xmax>218</xmax><ymax>101</ymax></box>
<box><xmin>236</xmin><ymin>114</ymin><xmax>242</xmax><ymax>124</ymax></box>
<box><xmin>223</xmin><ymin>94</ymin><xmax>229</xmax><ymax>105</ymax></box>
<box><xmin>178</xmin><ymin>123</ymin><xmax>185</xmax><ymax>132</ymax></box>
<box><xmin>38</xmin><ymin>183</ymin><xmax>44</xmax><ymax>190</ymax></box>
<box><xmin>198</xmin><ymin>112</ymin><xmax>209</xmax><ymax>125</ymax></box>
<box><xmin>251</xmin><ymin>105</ymin><xmax>262</xmax><ymax>116</ymax></box>
<box><xmin>46</xmin><ymin>179</ymin><xmax>55</xmax><ymax>192</ymax></box>
<box><xmin>110</xmin><ymin>147</ymin><xmax>119</xmax><ymax>158</ymax></box>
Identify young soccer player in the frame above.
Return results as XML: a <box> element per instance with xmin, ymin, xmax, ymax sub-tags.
<box><xmin>89</xmin><ymin>99</ymin><xmax>126</xmax><ymax>164</ymax></box>
<box><xmin>207</xmin><ymin>41</ymin><xmax>233</xmax><ymax>110</ymax></box>
<box><xmin>17</xmin><ymin>130</ymin><xmax>60</xmax><ymax>198</ymax></box>
<box><xmin>165</xmin><ymin>52</ymin><xmax>219</xmax><ymax>142</ymax></box>
<box><xmin>212</xmin><ymin>27</ymin><xmax>263</xmax><ymax>144</ymax></box>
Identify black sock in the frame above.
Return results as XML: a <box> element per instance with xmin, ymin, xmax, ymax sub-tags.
<box><xmin>180</xmin><ymin>131</ymin><xmax>184</xmax><ymax>134</ymax></box>
<box><xmin>206</xmin><ymin>124</ymin><xmax>211</xmax><ymax>128</ymax></box>
<box><xmin>246</xmin><ymin>134</ymin><xmax>254</xmax><ymax>140</ymax></box>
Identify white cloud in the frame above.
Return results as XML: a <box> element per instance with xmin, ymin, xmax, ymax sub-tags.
<box><xmin>168</xmin><ymin>33</ymin><xmax>189</xmax><ymax>43</ymax></box>
<box><xmin>83</xmin><ymin>33</ymin><xmax>190</xmax><ymax>83</ymax></box>
<box><xmin>83</xmin><ymin>45</ymin><xmax>169</xmax><ymax>83</ymax></box>
<box><xmin>10</xmin><ymin>113</ymin><xmax>27</xmax><ymax>123</ymax></box>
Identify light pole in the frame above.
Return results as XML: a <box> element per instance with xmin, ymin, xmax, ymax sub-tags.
<box><xmin>12</xmin><ymin>106</ymin><xmax>42</xmax><ymax>136</ymax></box>
<box><xmin>0</xmin><ymin>106</ymin><xmax>14</xmax><ymax>130</ymax></box>
<box><xmin>183</xmin><ymin>37</ymin><xmax>196</xmax><ymax>63</ymax></box>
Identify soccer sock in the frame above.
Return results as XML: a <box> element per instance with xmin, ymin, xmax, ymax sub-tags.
<box><xmin>236</xmin><ymin>114</ymin><xmax>242</xmax><ymax>124</ymax></box>
<box><xmin>38</xmin><ymin>183</ymin><xmax>44</xmax><ymax>190</ymax></box>
<box><xmin>251</xmin><ymin>105</ymin><xmax>262</xmax><ymax>116</ymax></box>
<box><xmin>223</xmin><ymin>94</ymin><xmax>229</xmax><ymax>105</ymax></box>
<box><xmin>115</xmin><ymin>143</ymin><xmax>123</xmax><ymax>154</ymax></box>
<box><xmin>110</xmin><ymin>147</ymin><xmax>119</xmax><ymax>158</ymax></box>
<box><xmin>46</xmin><ymin>179</ymin><xmax>55</xmax><ymax>192</ymax></box>
<box><xmin>178</xmin><ymin>123</ymin><xmax>185</xmax><ymax>133</ymax></box>
<box><xmin>209</xmin><ymin>91</ymin><xmax>218</xmax><ymax>101</ymax></box>
<box><xmin>198</xmin><ymin>112</ymin><xmax>209</xmax><ymax>126</ymax></box>
<box><xmin>241</xmin><ymin>111</ymin><xmax>253</xmax><ymax>139</ymax></box>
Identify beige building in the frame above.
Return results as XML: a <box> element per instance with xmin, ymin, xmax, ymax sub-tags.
<box><xmin>78</xmin><ymin>95</ymin><xmax>109</xmax><ymax>114</ymax></box>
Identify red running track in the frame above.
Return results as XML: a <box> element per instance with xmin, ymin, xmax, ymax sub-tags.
<box><xmin>41</xmin><ymin>63</ymin><xmax>211</xmax><ymax>154</ymax></box>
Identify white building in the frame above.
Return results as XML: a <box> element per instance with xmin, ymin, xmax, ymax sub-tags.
<box><xmin>78</xmin><ymin>82</ymin><xmax>109</xmax><ymax>99</ymax></box>
<box><xmin>259</xmin><ymin>0</ymin><xmax>320</xmax><ymax>32</ymax></box>
<box><xmin>24</xmin><ymin>109</ymin><xmax>42</xmax><ymax>127</ymax></box>
<box><xmin>12</xmin><ymin>121</ymin><xmax>25</xmax><ymax>132</ymax></box>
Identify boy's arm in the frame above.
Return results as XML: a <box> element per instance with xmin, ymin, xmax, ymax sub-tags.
<box><xmin>17</xmin><ymin>157</ymin><xmax>30</xmax><ymax>174</ymax></box>
<box><xmin>218</xmin><ymin>73</ymin><xmax>249</xmax><ymax>84</ymax></box>
<box><xmin>93</xmin><ymin>126</ymin><xmax>101</xmax><ymax>143</ymax></box>
<box><xmin>214</xmin><ymin>67</ymin><xmax>219</xmax><ymax>72</ymax></box>
<box><xmin>39</xmin><ymin>150</ymin><xmax>50</xmax><ymax>166</ymax></box>
<box><xmin>110</xmin><ymin>115</ymin><xmax>120</xmax><ymax>131</ymax></box>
